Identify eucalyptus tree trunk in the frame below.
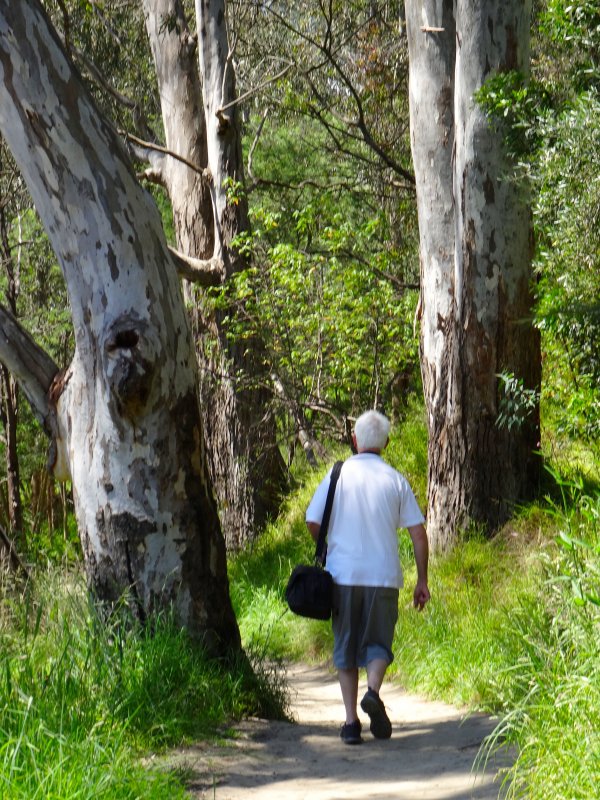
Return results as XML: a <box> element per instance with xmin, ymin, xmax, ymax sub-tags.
<box><xmin>0</xmin><ymin>0</ymin><xmax>240</xmax><ymax>650</ymax></box>
<box><xmin>142</xmin><ymin>0</ymin><xmax>286</xmax><ymax>550</ymax></box>
<box><xmin>406</xmin><ymin>0</ymin><xmax>541</xmax><ymax>552</ymax></box>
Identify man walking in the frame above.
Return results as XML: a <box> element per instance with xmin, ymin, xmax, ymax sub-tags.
<box><xmin>306</xmin><ymin>410</ymin><xmax>430</xmax><ymax>744</ymax></box>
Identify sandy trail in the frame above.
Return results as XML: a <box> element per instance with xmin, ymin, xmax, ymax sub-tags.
<box><xmin>164</xmin><ymin>663</ymin><xmax>511</xmax><ymax>799</ymax></box>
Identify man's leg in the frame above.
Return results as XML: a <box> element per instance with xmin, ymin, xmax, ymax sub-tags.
<box><xmin>338</xmin><ymin>667</ymin><xmax>359</xmax><ymax>723</ymax></box>
<box><xmin>359</xmin><ymin>587</ymin><xmax>397</xmax><ymax>740</ymax></box>
<box><xmin>361</xmin><ymin>660</ymin><xmax>392</xmax><ymax>739</ymax></box>
<box><xmin>366</xmin><ymin>657</ymin><xmax>388</xmax><ymax>694</ymax></box>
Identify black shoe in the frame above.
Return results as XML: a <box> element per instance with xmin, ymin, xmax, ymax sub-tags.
<box><xmin>340</xmin><ymin>719</ymin><xmax>363</xmax><ymax>745</ymax></box>
<box><xmin>360</xmin><ymin>689</ymin><xmax>392</xmax><ymax>739</ymax></box>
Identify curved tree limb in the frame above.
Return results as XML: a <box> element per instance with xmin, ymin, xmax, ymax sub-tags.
<box><xmin>0</xmin><ymin>304</ymin><xmax>58</xmax><ymax>429</ymax></box>
<box><xmin>168</xmin><ymin>246</ymin><xmax>223</xmax><ymax>285</ymax></box>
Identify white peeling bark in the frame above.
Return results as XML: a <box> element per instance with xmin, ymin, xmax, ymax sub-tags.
<box><xmin>142</xmin><ymin>0</ymin><xmax>215</xmax><ymax>262</ymax></box>
<box><xmin>195</xmin><ymin>0</ymin><xmax>247</xmax><ymax>266</ymax></box>
<box><xmin>0</xmin><ymin>0</ymin><xmax>239</xmax><ymax>649</ymax></box>
<box><xmin>143</xmin><ymin>0</ymin><xmax>285</xmax><ymax>550</ymax></box>
<box><xmin>407</xmin><ymin>0</ymin><xmax>541</xmax><ymax>552</ymax></box>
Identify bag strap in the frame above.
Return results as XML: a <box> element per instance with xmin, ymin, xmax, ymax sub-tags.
<box><xmin>315</xmin><ymin>460</ymin><xmax>343</xmax><ymax>567</ymax></box>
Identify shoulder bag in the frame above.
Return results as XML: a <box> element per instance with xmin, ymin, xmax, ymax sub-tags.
<box><xmin>285</xmin><ymin>460</ymin><xmax>343</xmax><ymax>620</ymax></box>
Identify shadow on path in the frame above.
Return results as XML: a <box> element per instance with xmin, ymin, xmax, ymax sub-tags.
<box><xmin>165</xmin><ymin>663</ymin><xmax>513</xmax><ymax>800</ymax></box>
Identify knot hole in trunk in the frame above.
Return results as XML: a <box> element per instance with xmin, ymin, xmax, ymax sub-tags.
<box><xmin>104</xmin><ymin>317</ymin><xmax>156</xmax><ymax>422</ymax></box>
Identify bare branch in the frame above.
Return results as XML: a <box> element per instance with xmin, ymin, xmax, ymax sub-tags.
<box><xmin>74</xmin><ymin>46</ymin><xmax>136</xmax><ymax>110</ymax></box>
<box><xmin>120</xmin><ymin>130</ymin><xmax>209</xmax><ymax>178</ymax></box>
<box><xmin>218</xmin><ymin>63</ymin><xmax>293</xmax><ymax>115</ymax></box>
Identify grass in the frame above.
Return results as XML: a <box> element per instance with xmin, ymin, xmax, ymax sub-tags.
<box><xmin>228</xmin><ymin>465</ymin><xmax>336</xmax><ymax>661</ymax></box>
<box><xmin>483</xmin><ymin>484</ymin><xmax>600</xmax><ymax>799</ymax></box>
<box><xmin>0</xmin><ymin>568</ymin><xmax>288</xmax><ymax>799</ymax></box>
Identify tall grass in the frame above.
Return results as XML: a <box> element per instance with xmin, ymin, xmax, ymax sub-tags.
<box><xmin>228</xmin><ymin>466</ymin><xmax>336</xmax><ymax>660</ymax></box>
<box><xmin>483</xmin><ymin>483</ymin><xmax>600</xmax><ymax>799</ymax></box>
<box><xmin>0</xmin><ymin>568</ymin><xmax>288</xmax><ymax>799</ymax></box>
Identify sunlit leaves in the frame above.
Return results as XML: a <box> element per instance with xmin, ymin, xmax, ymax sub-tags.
<box><xmin>533</xmin><ymin>93</ymin><xmax>600</xmax><ymax>445</ymax></box>
<box><xmin>225</xmin><ymin>197</ymin><xmax>419</xmax><ymax>432</ymax></box>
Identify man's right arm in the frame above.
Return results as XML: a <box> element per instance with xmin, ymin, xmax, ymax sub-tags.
<box><xmin>407</xmin><ymin>522</ymin><xmax>430</xmax><ymax>611</ymax></box>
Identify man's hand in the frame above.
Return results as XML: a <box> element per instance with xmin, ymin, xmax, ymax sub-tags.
<box><xmin>413</xmin><ymin>578</ymin><xmax>430</xmax><ymax>611</ymax></box>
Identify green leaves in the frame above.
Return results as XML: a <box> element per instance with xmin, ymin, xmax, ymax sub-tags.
<box><xmin>225</xmin><ymin>196</ymin><xmax>419</xmax><ymax>436</ymax></box>
<box><xmin>533</xmin><ymin>93</ymin><xmax>600</xmax><ymax>448</ymax></box>
<box><xmin>475</xmin><ymin>70</ymin><xmax>550</xmax><ymax>158</ymax></box>
<box><xmin>496</xmin><ymin>371</ymin><xmax>540</xmax><ymax>432</ymax></box>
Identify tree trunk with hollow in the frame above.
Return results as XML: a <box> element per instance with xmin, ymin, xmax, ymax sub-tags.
<box><xmin>0</xmin><ymin>0</ymin><xmax>240</xmax><ymax>650</ymax></box>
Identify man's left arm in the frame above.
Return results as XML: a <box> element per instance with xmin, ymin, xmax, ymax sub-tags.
<box><xmin>407</xmin><ymin>523</ymin><xmax>430</xmax><ymax>611</ymax></box>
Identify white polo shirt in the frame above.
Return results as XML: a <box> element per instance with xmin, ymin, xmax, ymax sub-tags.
<box><xmin>305</xmin><ymin>453</ymin><xmax>425</xmax><ymax>588</ymax></box>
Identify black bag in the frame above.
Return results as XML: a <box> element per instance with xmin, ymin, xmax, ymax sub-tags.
<box><xmin>285</xmin><ymin>564</ymin><xmax>333</xmax><ymax>620</ymax></box>
<box><xmin>285</xmin><ymin>460</ymin><xmax>343</xmax><ymax>620</ymax></box>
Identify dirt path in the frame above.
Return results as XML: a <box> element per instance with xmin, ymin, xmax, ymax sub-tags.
<box><xmin>164</xmin><ymin>663</ymin><xmax>512</xmax><ymax>799</ymax></box>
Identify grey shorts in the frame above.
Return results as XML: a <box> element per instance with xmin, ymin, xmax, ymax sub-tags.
<box><xmin>331</xmin><ymin>584</ymin><xmax>399</xmax><ymax>669</ymax></box>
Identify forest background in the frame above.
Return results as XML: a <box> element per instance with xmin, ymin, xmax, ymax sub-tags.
<box><xmin>0</xmin><ymin>1</ymin><xmax>599</xmax><ymax>799</ymax></box>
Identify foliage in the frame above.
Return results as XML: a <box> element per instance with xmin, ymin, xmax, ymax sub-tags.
<box><xmin>482</xmin><ymin>479</ymin><xmax>600</xmax><ymax>799</ymax></box>
<box><xmin>221</xmin><ymin>189</ymin><xmax>420</xmax><ymax>448</ymax></box>
<box><xmin>475</xmin><ymin>70</ymin><xmax>551</xmax><ymax>157</ymax></box>
<box><xmin>533</xmin><ymin>93</ymin><xmax>600</xmax><ymax>449</ymax></box>
<box><xmin>477</xmin><ymin>3</ymin><xmax>600</xmax><ymax>460</ymax></box>
<box><xmin>0</xmin><ymin>568</ymin><xmax>288</xmax><ymax>799</ymax></box>
<box><xmin>228</xmin><ymin>2</ymin><xmax>421</xmax><ymax>447</ymax></box>
<box><xmin>536</xmin><ymin>0</ymin><xmax>600</xmax><ymax>94</ymax></box>
<box><xmin>496</xmin><ymin>371</ymin><xmax>540</xmax><ymax>432</ymax></box>
<box><xmin>236</xmin><ymin>0</ymin><xmax>413</xmax><ymax>201</ymax></box>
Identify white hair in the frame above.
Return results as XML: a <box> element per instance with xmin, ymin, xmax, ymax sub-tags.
<box><xmin>354</xmin><ymin>410</ymin><xmax>390</xmax><ymax>451</ymax></box>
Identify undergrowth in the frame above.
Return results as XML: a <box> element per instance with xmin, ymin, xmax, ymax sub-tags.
<box><xmin>0</xmin><ymin>569</ymin><xmax>287</xmax><ymax>799</ymax></box>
